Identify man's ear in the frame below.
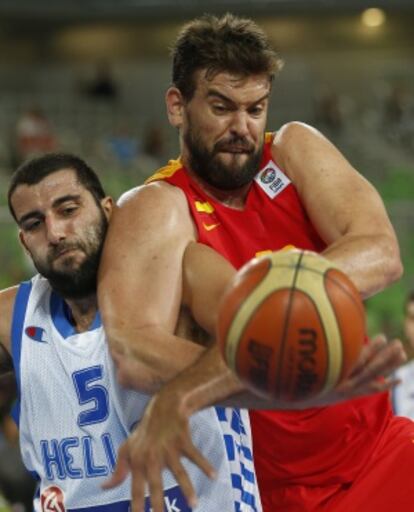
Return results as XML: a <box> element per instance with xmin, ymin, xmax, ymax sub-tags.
<box><xmin>100</xmin><ymin>196</ymin><xmax>114</xmax><ymax>221</ymax></box>
<box><xmin>166</xmin><ymin>87</ymin><xmax>185</xmax><ymax>129</ymax></box>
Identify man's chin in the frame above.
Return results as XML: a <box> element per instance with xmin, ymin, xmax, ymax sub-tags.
<box><xmin>53</xmin><ymin>253</ymin><xmax>85</xmax><ymax>271</ymax></box>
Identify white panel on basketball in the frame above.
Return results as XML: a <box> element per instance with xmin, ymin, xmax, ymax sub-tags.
<box><xmin>224</xmin><ymin>252</ymin><xmax>300</xmax><ymax>370</ymax></box>
<box><xmin>294</xmin><ymin>252</ymin><xmax>343</xmax><ymax>393</ymax></box>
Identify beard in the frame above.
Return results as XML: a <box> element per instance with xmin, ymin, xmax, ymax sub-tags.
<box><xmin>184</xmin><ymin>127</ymin><xmax>263</xmax><ymax>190</ymax></box>
<box><xmin>32</xmin><ymin>209</ymin><xmax>108</xmax><ymax>300</ymax></box>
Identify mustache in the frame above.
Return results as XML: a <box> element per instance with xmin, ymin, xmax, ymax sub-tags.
<box><xmin>214</xmin><ymin>136</ymin><xmax>255</xmax><ymax>154</ymax></box>
<box><xmin>48</xmin><ymin>241</ymin><xmax>84</xmax><ymax>260</ymax></box>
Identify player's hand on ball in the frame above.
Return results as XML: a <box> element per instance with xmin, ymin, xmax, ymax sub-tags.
<box><xmin>305</xmin><ymin>334</ymin><xmax>406</xmax><ymax>407</ymax></box>
<box><xmin>102</xmin><ymin>391</ymin><xmax>216</xmax><ymax>512</ymax></box>
<box><xmin>328</xmin><ymin>334</ymin><xmax>405</xmax><ymax>400</ymax></box>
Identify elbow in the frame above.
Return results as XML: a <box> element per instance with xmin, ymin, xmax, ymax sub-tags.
<box><xmin>388</xmin><ymin>253</ymin><xmax>404</xmax><ymax>285</ymax></box>
<box><xmin>384</xmin><ymin>239</ymin><xmax>404</xmax><ymax>286</ymax></box>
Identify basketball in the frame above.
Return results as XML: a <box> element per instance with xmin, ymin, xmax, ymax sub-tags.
<box><xmin>216</xmin><ymin>249</ymin><xmax>365</xmax><ymax>402</ymax></box>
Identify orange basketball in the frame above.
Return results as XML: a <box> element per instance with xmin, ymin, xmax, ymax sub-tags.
<box><xmin>216</xmin><ymin>249</ymin><xmax>365</xmax><ymax>402</ymax></box>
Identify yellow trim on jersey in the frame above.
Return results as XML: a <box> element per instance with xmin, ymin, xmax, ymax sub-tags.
<box><xmin>255</xmin><ymin>250</ymin><xmax>272</xmax><ymax>258</ymax></box>
<box><xmin>265</xmin><ymin>132</ymin><xmax>275</xmax><ymax>145</ymax></box>
<box><xmin>145</xmin><ymin>158</ymin><xmax>182</xmax><ymax>184</ymax></box>
<box><xmin>195</xmin><ymin>201</ymin><xmax>215</xmax><ymax>214</ymax></box>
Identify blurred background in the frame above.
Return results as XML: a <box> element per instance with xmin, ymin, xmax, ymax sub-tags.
<box><xmin>0</xmin><ymin>0</ymin><xmax>413</xmax><ymax>506</ymax></box>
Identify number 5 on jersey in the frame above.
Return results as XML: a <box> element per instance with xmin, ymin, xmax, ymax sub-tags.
<box><xmin>72</xmin><ymin>366</ymin><xmax>109</xmax><ymax>426</ymax></box>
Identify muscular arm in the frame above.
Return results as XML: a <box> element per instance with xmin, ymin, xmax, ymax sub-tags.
<box><xmin>174</xmin><ymin>243</ymin><xmax>405</xmax><ymax>412</ymax></box>
<box><xmin>98</xmin><ymin>182</ymin><xmax>208</xmax><ymax>393</ymax></box>
<box><xmin>272</xmin><ymin>122</ymin><xmax>403</xmax><ymax>298</ymax></box>
<box><xmin>0</xmin><ymin>287</ymin><xmax>17</xmax><ymax>408</ymax></box>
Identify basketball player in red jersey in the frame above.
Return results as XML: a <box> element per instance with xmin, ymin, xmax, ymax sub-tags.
<box><xmin>99</xmin><ymin>14</ymin><xmax>413</xmax><ymax>512</ymax></box>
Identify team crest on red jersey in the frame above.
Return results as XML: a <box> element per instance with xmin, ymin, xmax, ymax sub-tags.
<box><xmin>41</xmin><ymin>486</ymin><xmax>65</xmax><ymax>512</ymax></box>
<box><xmin>255</xmin><ymin>161</ymin><xmax>291</xmax><ymax>199</ymax></box>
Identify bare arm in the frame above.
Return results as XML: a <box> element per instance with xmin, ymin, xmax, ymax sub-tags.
<box><xmin>105</xmin><ymin>242</ymin><xmax>406</xmax><ymax>509</ymax></box>
<box><xmin>272</xmin><ymin>122</ymin><xmax>403</xmax><ymax>298</ymax></box>
<box><xmin>0</xmin><ymin>287</ymin><xmax>17</xmax><ymax>407</ymax></box>
<box><xmin>98</xmin><ymin>182</ymin><xmax>208</xmax><ymax>392</ymax></box>
<box><xmin>172</xmin><ymin>243</ymin><xmax>406</xmax><ymax>411</ymax></box>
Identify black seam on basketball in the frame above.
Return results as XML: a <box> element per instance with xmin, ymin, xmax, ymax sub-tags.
<box><xmin>232</xmin><ymin>261</ymin><xmax>273</xmax><ymax>375</ymax></box>
<box><xmin>274</xmin><ymin>251</ymin><xmax>304</xmax><ymax>399</ymax></box>
<box><xmin>297</xmin><ymin>265</ymin><xmax>365</xmax><ymax>323</ymax></box>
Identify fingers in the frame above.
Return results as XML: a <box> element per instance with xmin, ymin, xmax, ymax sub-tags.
<box><xmin>184</xmin><ymin>441</ymin><xmax>217</xmax><ymax>480</ymax></box>
<box><xmin>147</xmin><ymin>459</ymin><xmax>165</xmax><ymax>512</ymax></box>
<box><xmin>348</xmin><ymin>338</ymin><xmax>406</xmax><ymax>389</ymax></box>
<box><xmin>166</xmin><ymin>451</ymin><xmax>198</xmax><ymax>509</ymax></box>
<box><xmin>102</xmin><ymin>443</ymin><xmax>130</xmax><ymax>490</ymax></box>
<box><xmin>348</xmin><ymin>334</ymin><xmax>387</xmax><ymax>376</ymax></box>
<box><xmin>130</xmin><ymin>464</ymin><xmax>146</xmax><ymax>512</ymax></box>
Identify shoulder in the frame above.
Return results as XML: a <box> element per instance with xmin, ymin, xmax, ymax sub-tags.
<box><xmin>118</xmin><ymin>181</ymin><xmax>190</xmax><ymax>216</ymax></box>
<box><xmin>272</xmin><ymin>122</ymin><xmax>323</xmax><ymax>153</ymax></box>
<box><xmin>0</xmin><ymin>286</ymin><xmax>19</xmax><ymax>353</ymax></box>
<box><xmin>107</xmin><ymin>181</ymin><xmax>196</xmax><ymax>243</ymax></box>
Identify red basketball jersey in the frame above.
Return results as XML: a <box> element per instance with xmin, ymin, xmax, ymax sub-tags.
<box><xmin>147</xmin><ymin>133</ymin><xmax>392</xmax><ymax>491</ymax></box>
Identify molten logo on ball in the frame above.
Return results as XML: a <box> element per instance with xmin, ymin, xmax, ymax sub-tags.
<box><xmin>247</xmin><ymin>339</ymin><xmax>273</xmax><ymax>390</ymax></box>
<box><xmin>295</xmin><ymin>328</ymin><xmax>318</xmax><ymax>398</ymax></box>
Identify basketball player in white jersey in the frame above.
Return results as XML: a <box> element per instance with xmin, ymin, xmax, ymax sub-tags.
<box><xmin>0</xmin><ymin>152</ymin><xmax>262</xmax><ymax>512</ymax></box>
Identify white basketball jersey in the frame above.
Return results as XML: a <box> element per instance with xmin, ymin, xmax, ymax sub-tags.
<box><xmin>11</xmin><ymin>275</ymin><xmax>261</xmax><ymax>512</ymax></box>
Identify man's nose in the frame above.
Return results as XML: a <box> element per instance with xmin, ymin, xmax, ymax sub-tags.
<box><xmin>45</xmin><ymin>216</ymin><xmax>66</xmax><ymax>244</ymax></box>
<box><xmin>229</xmin><ymin>111</ymin><xmax>250</xmax><ymax>137</ymax></box>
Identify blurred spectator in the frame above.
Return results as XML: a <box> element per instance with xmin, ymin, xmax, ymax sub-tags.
<box><xmin>84</xmin><ymin>61</ymin><xmax>119</xmax><ymax>102</ymax></box>
<box><xmin>106</xmin><ymin>124</ymin><xmax>138</xmax><ymax>169</ymax></box>
<box><xmin>136</xmin><ymin>123</ymin><xmax>167</xmax><ymax>176</ymax></box>
<box><xmin>384</xmin><ymin>84</ymin><xmax>408</xmax><ymax>126</ymax></box>
<box><xmin>382</xmin><ymin>83</ymin><xmax>414</xmax><ymax>149</ymax></box>
<box><xmin>393</xmin><ymin>291</ymin><xmax>414</xmax><ymax>418</ymax></box>
<box><xmin>13</xmin><ymin>107</ymin><xmax>57</xmax><ymax>166</ymax></box>
<box><xmin>314</xmin><ymin>87</ymin><xmax>344</xmax><ymax>134</ymax></box>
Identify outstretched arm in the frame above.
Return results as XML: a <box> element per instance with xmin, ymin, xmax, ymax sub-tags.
<box><xmin>104</xmin><ymin>243</ymin><xmax>406</xmax><ymax>512</ymax></box>
<box><xmin>272</xmin><ymin>122</ymin><xmax>403</xmax><ymax>298</ymax></box>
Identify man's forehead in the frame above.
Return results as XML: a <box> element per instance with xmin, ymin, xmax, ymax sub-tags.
<box><xmin>195</xmin><ymin>69</ymin><xmax>271</xmax><ymax>94</ymax></box>
<box><xmin>16</xmin><ymin>168</ymin><xmax>82</xmax><ymax>196</ymax></box>
<box><xmin>11</xmin><ymin>168</ymin><xmax>85</xmax><ymax>212</ymax></box>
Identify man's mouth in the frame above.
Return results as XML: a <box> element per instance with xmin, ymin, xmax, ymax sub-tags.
<box><xmin>54</xmin><ymin>247</ymin><xmax>80</xmax><ymax>260</ymax></box>
<box><xmin>218</xmin><ymin>147</ymin><xmax>251</xmax><ymax>154</ymax></box>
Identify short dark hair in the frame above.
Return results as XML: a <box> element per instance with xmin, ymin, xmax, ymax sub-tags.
<box><xmin>171</xmin><ymin>13</ymin><xmax>284</xmax><ymax>101</ymax></box>
<box><xmin>8</xmin><ymin>153</ymin><xmax>106</xmax><ymax>220</ymax></box>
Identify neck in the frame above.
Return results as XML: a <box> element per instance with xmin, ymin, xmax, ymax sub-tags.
<box><xmin>64</xmin><ymin>295</ymin><xmax>98</xmax><ymax>333</ymax></box>
<box><xmin>183</xmin><ymin>159</ymin><xmax>252</xmax><ymax>210</ymax></box>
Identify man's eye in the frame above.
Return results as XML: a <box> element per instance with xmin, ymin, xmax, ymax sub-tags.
<box><xmin>24</xmin><ymin>220</ymin><xmax>41</xmax><ymax>232</ymax></box>
<box><xmin>249</xmin><ymin>106</ymin><xmax>264</xmax><ymax>116</ymax></box>
<box><xmin>62</xmin><ymin>206</ymin><xmax>78</xmax><ymax>216</ymax></box>
<box><xmin>212</xmin><ymin>104</ymin><xmax>228</xmax><ymax>114</ymax></box>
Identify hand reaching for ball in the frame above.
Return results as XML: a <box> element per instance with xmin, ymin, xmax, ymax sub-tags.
<box><xmin>103</xmin><ymin>334</ymin><xmax>406</xmax><ymax>512</ymax></box>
